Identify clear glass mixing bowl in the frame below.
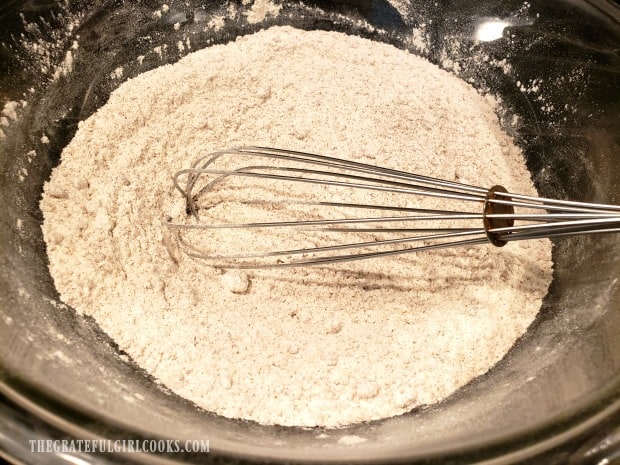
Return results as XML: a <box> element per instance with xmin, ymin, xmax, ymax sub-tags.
<box><xmin>0</xmin><ymin>0</ymin><xmax>619</xmax><ymax>463</ymax></box>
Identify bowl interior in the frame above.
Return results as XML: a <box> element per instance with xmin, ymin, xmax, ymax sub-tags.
<box><xmin>0</xmin><ymin>0</ymin><xmax>619</xmax><ymax>462</ymax></box>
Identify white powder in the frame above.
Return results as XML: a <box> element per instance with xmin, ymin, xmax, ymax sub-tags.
<box><xmin>2</xmin><ymin>101</ymin><xmax>21</xmax><ymax>121</ymax></box>
<box><xmin>207</xmin><ymin>15</ymin><xmax>226</xmax><ymax>32</ymax></box>
<box><xmin>220</xmin><ymin>270</ymin><xmax>251</xmax><ymax>294</ymax></box>
<box><xmin>41</xmin><ymin>26</ymin><xmax>553</xmax><ymax>427</ymax></box>
<box><xmin>110</xmin><ymin>67</ymin><xmax>124</xmax><ymax>80</ymax></box>
<box><xmin>245</xmin><ymin>0</ymin><xmax>282</xmax><ymax>24</ymax></box>
<box><xmin>338</xmin><ymin>435</ymin><xmax>367</xmax><ymax>445</ymax></box>
<box><xmin>52</xmin><ymin>50</ymin><xmax>74</xmax><ymax>80</ymax></box>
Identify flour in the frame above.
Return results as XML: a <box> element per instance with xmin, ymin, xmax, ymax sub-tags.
<box><xmin>220</xmin><ymin>270</ymin><xmax>251</xmax><ymax>294</ymax></box>
<box><xmin>41</xmin><ymin>26</ymin><xmax>553</xmax><ymax>427</ymax></box>
<box><xmin>245</xmin><ymin>0</ymin><xmax>282</xmax><ymax>24</ymax></box>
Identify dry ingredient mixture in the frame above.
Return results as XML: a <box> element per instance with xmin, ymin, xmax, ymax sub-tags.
<box><xmin>41</xmin><ymin>26</ymin><xmax>553</xmax><ymax>427</ymax></box>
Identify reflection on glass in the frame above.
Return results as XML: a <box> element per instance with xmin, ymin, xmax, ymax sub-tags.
<box><xmin>475</xmin><ymin>19</ymin><xmax>513</xmax><ymax>41</ymax></box>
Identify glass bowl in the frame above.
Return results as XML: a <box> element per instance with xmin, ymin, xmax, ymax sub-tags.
<box><xmin>0</xmin><ymin>0</ymin><xmax>619</xmax><ymax>463</ymax></box>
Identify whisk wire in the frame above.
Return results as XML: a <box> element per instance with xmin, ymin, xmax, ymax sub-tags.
<box><xmin>166</xmin><ymin>146</ymin><xmax>620</xmax><ymax>268</ymax></box>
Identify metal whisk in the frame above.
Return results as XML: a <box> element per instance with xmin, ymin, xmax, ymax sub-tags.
<box><xmin>166</xmin><ymin>146</ymin><xmax>620</xmax><ymax>268</ymax></box>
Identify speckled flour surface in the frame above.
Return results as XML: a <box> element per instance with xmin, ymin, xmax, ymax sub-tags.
<box><xmin>41</xmin><ymin>26</ymin><xmax>553</xmax><ymax>427</ymax></box>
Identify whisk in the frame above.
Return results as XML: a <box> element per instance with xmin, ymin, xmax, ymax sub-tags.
<box><xmin>166</xmin><ymin>146</ymin><xmax>620</xmax><ymax>268</ymax></box>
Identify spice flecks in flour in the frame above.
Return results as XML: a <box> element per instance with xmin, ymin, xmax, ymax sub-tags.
<box><xmin>41</xmin><ymin>27</ymin><xmax>553</xmax><ymax>427</ymax></box>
